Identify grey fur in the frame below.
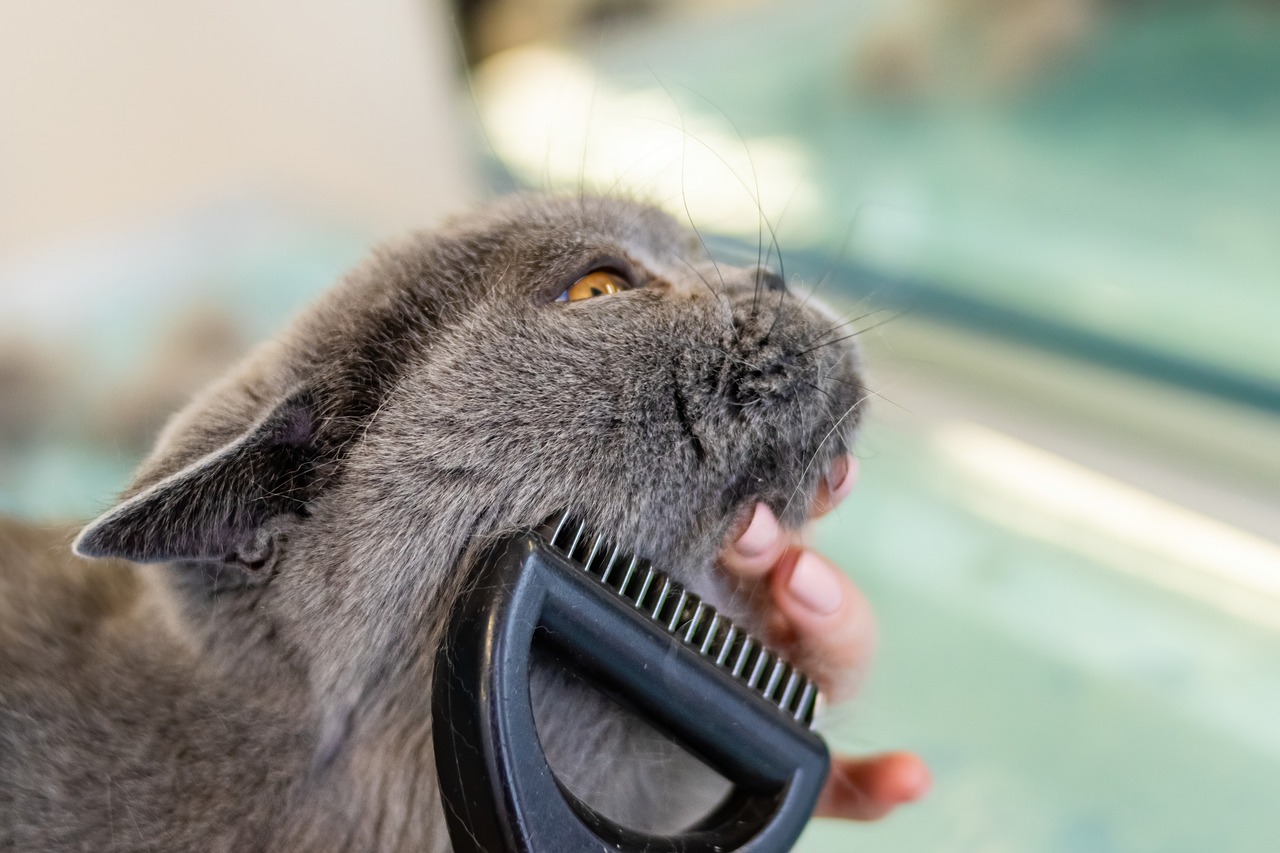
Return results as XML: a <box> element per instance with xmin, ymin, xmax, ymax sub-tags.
<box><xmin>0</xmin><ymin>195</ymin><xmax>865</xmax><ymax>851</ymax></box>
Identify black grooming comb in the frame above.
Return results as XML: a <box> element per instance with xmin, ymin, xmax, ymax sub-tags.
<box><xmin>432</xmin><ymin>512</ymin><xmax>830</xmax><ymax>853</ymax></box>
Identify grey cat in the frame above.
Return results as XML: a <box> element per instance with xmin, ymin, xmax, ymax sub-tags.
<box><xmin>0</xmin><ymin>195</ymin><xmax>864</xmax><ymax>851</ymax></box>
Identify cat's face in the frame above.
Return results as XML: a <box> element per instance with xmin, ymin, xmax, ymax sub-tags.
<box><xmin>338</xmin><ymin>197</ymin><xmax>862</xmax><ymax>575</ymax></box>
<box><xmin>76</xmin><ymin>195</ymin><xmax>864</xmax><ymax>694</ymax></box>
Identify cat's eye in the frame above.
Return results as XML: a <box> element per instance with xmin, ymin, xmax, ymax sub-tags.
<box><xmin>558</xmin><ymin>270</ymin><xmax>628</xmax><ymax>302</ymax></box>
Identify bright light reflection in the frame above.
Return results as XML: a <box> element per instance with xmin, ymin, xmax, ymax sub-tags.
<box><xmin>473</xmin><ymin>46</ymin><xmax>819</xmax><ymax>241</ymax></box>
<box><xmin>933</xmin><ymin>421</ymin><xmax>1280</xmax><ymax>607</ymax></box>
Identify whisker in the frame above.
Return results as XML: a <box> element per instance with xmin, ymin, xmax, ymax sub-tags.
<box><xmin>446</xmin><ymin>22</ymin><xmax>502</xmax><ymax>170</ymax></box>
<box><xmin>800</xmin><ymin>379</ymin><xmax>839</xmax><ymax>406</ymax></box>
<box><xmin>819</xmin><ymin>377</ymin><xmax>914</xmax><ymax>415</ymax></box>
<box><xmin>781</xmin><ymin>391</ymin><xmax>873</xmax><ymax>518</ymax></box>
<box><xmin>797</xmin><ymin>199</ymin><xmax>914</xmax><ymax>313</ymax></box>
<box><xmin>601</xmin><ymin>142</ymin><xmax>682</xmax><ymax>201</ymax></box>
<box><xmin>648</xmin><ymin>71</ymin><xmax>728</xmax><ymax>294</ymax></box>
<box><xmin>763</xmin><ymin>182</ymin><xmax>807</xmax><ymax>286</ymax></box>
<box><xmin>761</xmin><ymin>281</ymin><xmax>793</xmax><ymax>343</ymax></box>
<box><xmin>793</xmin><ymin>311</ymin><xmax>905</xmax><ymax>357</ymax></box>
<box><xmin>803</xmin><ymin>307</ymin><xmax>896</xmax><ymax>348</ymax></box>
<box><xmin>676</xmin><ymin>255</ymin><xmax>729</xmax><ymax>306</ymax></box>
<box><xmin>672</xmin><ymin>84</ymin><xmax>782</xmax><ymax>317</ymax></box>
<box><xmin>577</xmin><ymin>39</ymin><xmax>603</xmax><ymax>202</ymax></box>
<box><xmin>637</xmin><ymin>92</ymin><xmax>789</xmax><ymax>317</ymax></box>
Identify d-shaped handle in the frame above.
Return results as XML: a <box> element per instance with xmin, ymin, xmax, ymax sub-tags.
<box><xmin>432</xmin><ymin>535</ymin><xmax>829</xmax><ymax>853</ymax></box>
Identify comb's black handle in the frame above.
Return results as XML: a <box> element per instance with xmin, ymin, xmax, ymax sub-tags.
<box><xmin>432</xmin><ymin>534</ymin><xmax>830</xmax><ymax>853</ymax></box>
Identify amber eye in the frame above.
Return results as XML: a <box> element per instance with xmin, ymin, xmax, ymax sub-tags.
<box><xmin>558</xmin><ymin>270</ymin><xmax>628</xmax><ymax>302</ymax></box>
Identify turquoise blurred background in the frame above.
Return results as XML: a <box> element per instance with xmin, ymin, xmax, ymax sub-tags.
<box><xmin>2</xmin><ymin>1</ymin><xmax>1278</xmax><ymax>850</ymax></box>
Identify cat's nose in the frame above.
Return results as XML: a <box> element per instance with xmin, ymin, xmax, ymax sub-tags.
<box><xmin>753</xmin><ymin>268</ymin><xmax>788</xmax><ymax>294</ymax></box>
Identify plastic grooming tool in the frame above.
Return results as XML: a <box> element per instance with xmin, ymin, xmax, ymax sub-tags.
<box><xmin>432</xmin><ymin>512</ymin><xmax>830</xmax><ymax>853</ymax></box>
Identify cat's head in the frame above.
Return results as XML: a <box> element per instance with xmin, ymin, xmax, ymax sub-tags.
<box><xmin>74</xmin><ymin>195</ymin><xmax>865</xmax><ymax>701</ymax></box>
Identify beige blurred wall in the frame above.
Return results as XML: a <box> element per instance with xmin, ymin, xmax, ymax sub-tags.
<box><xmin>0</xmin><ymin>0</ymin><xmax>474</xmax><ymax>265</ymax></box>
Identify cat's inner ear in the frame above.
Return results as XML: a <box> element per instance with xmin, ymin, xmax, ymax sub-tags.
<box><xmin>75</xmin><ymin>390</ymin><xmax>321</xmax><ymax>566</ymax></box>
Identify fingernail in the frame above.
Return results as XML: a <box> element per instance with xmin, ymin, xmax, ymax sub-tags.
<box><xmin>827</xmin><ymin>455</ymin><xmax>857</xmax><ymax>503</ymax></box>
<box><xmin>734</xmin><ymin>503</ymin><xmax>778</xmax><ymax>557</ymax></box>
<box><xmin>787</xmin><ymin>551</ymin><xmax>843</xmax><ymax>615</ymax></box>
<box><xmin>889</xmin><ymin>754</ymin><xmax>933</xmax><ymax>803</ymax></box>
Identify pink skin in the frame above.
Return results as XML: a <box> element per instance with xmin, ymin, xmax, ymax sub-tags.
<box><xmin>719</xmin><ymin>456</ymin><xmax>931</xmax><ymax>822</ymax></box>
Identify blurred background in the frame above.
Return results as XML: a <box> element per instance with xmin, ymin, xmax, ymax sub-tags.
<box><xmin>2</xmin><ymin>0</ymin><xmax>1278</xmax><ymax>850</ymax></box>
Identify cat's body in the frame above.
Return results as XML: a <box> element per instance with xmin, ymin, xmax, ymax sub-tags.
<box><xmin>0</xmin><ymin>196</ymin><xmax>863</xmax><ymax>851</ymax></box>
<box><xmin>0</xmin><ymin>520</ymin><xmax>315</xmax><ymax>851</ymax></box>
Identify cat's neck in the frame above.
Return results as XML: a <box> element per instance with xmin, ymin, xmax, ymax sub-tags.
<box><xmin>160</xmin><ymin>563</ymin><xmax>451</xmax><ymax>851</ymax></box>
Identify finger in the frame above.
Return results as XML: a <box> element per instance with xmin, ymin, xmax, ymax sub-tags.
<box><xmin>810</xmin><ymin>455</ymin><xmax>858</xmax><ymax>519</ymax></box>
<box><xmin>720</xmin><ymin>503</ymin><xmax>791</xmax><ymax>579</ymax></box>
<box><xmin>815</xmin><ymin>752</ymin><xmax>931</xmax><ymax>821</ymax></box>
<box><xmin>771</xmin><ymin>549</ymin><xmax>876</xmax><ymax>701</ymax></box>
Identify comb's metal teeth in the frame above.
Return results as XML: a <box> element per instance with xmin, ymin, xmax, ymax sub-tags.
<box><xmin>599</xmin><ymin>544</ymin><xmax>622</xmax><ymax>584</ymax></box>
<box><xmin>763</xmin><ymin>659</ymin><xmax>786</xmax><ymax>700</ymax></box>
<box><xmin>544</xmin><ymin>518</ymin><xmax>825</xmax><ymax>728</ymax></box>
<box><xmin>567</xmin><ymin>521</ymin><xmax>587</xmax><ymax>557</ymax></box>
<box><xmin>716</xmin><ymin>625</ymin><xmax>737</xmax><ymax>667</ymax></box>
<box><xmin>731</xmin><ymin>637</ymin><xmax>754</xmax><ymax>679</ymax></box>
<box><xmin>582</xmin><ymin>535</ymin><xmax>605</xmax><ymax>572</ymax></box>
<box><xmin>618</xmin><ymin>556</ymin><xmax>640</xmax><ymax>597</ymax></box>
<box><xmin>809</xmin><ymin>692</ymin><xmax>825</xmax><ymax>730</ymax></box>
<box><xmin>778</xmin><ymin>670</ymin><xmax>801</xmax><ymax>710</ymax></box>
<box><xmin>666</xmin><ymin>590</ymin><xmax>688</xmax><ymax>631</ymax></box>
<box><xmin>634</xmin><ymin>566</ymin><xmax>656</xmax><ymax>608</ymax></box>
<box><xmin>698</xmin><ymin>613</ymin><xmax>720</xmax><ymax>656</ymax></box>
<box><xmin>550</xmin><ymin>511</ymin><xmax>573</xmax><ymax>548</ymax></box>
<box><xmin>650</xmin><ymin>577</ymin><xmax>672</xmax><ymax>620</ymax></box>
<box><xmin>794</xmin><ymin>681</ymin><xmax>817</xmax><ymax>724</ymax></box>
<box><xmin>747</xmin><ymin>648</ymin><xmax>770</xmax><ymax>689</ymax></box>
<box><xmin>683</xmin><ymin>602</ymin><xmax>706</xmax><ymax>644</ymax></box>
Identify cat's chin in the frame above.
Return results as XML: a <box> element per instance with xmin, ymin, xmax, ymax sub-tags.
<box><xmin>734</xmin><ymin>450</ymin><xmax>851</xmax><ymax>531</ymax></box>
<box><xmin>567</xmin><ymin>452</ymin><xmax>846</xmax><ymax>585</ymax></box>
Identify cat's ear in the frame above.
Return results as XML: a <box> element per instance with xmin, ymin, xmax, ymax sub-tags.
<box><xmin>75</xmin><ymin>389</ymin><xmax>321</xmax><ymax>565</ymax></box>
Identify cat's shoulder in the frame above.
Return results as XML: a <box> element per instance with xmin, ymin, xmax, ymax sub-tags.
<box><xmin>0</xmin><ymin>517</ymin><xmax>154</xmax><ymax>676</ymax></box>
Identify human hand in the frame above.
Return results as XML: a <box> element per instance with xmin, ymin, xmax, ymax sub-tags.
<box><xmin>719</xmin><ymin>456</ymin><xmax>930</xmax><ymax>821</ymax></box>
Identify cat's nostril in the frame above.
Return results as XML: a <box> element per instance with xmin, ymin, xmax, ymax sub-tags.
<box><xmin>755</xmin><ymin>268</ymin><xmax>787</xmax><ymax>294</ymax></box>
